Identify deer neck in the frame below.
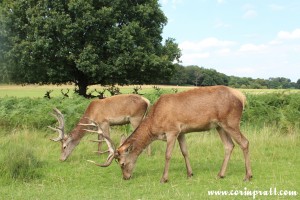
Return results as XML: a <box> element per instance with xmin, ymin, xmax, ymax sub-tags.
<box><xmin>127</xmin><ymin>123</ymin><xmax>155</xmax><ymax>155</ymax></box>
<box><xmin>69</xmin><ymin>117</ymin><xmax>89</xmax><ymax>141</ymax></box>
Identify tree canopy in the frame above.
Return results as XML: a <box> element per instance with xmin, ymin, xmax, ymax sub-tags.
<box><xmin>168</xmin><ymin>65</ymin><xmax>299</xmax><ymax>89</ymax></box>
<box><xmin>0</xmin><ymin>0</ymin><xmax>181</xmax><ymax>96</ymax></box>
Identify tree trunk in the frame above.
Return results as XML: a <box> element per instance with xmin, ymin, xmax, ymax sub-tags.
<box><xmin>73</xmin><ymin>67</ymin><xmax>90</xmax><ymax>97</ymax></box>
<box><xmin>75</xmin><ymin>74</ymin><xmax>89</xmax><ymax>97</ymax></box>
<box><xmin>77</xmin><ymin>82</ymin><xmax>88</xmax><ymax>97</ymax></box>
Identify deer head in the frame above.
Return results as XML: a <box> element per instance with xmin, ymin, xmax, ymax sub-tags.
<box><xmin>81</xmin><ymin>119</ymin><xmax>138</xmax><ymax>179</ymax></box>
<box><xmin>48</xmin><ymin>108</ymin><xmax>76</xmax><ymax>161</ymax></box>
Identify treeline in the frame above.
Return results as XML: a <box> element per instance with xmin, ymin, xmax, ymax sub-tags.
<box><xmin>1</xmin><ymin>64</ymin><xmax>300</xmax><ymax>89</ymax></box>
<box><xmin>168</xmin><ymin>64</ymin><xmax>300</xmax><ymax>89</ymax></box>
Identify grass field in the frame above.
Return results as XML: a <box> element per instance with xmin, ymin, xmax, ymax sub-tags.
<box><xmin>0</xmin><ymin>85</ymin><xmax>299</xmax><ymax>199</ymax></box>
<box><xmin>1</xmin><ymin>84</ymin><xmax>299</xmax><ymax>98</ymax></box>
<box><xmin>0</xmin><ymin>84</ymin><xmax>190</xmax><ymax>98</ymax></box>
<box><xmin>0</xmin><ymin>126</ymin><xmax>299</xmax><ymax>199</ymax></box>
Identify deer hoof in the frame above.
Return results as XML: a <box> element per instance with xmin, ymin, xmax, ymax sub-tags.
<box><xmin>217</xmin><ymin>174</ymin><xmax>225</xmax><ymax>179</ymax></box>
<box><xmin>187</xmin><ymin>173</ymin><xmax>193</xmax><ymax>178</ymax></box>
<box><xmin>243</xmin><ymin>175</ymin><xmax>253</xmax><ymax>182</ymax></box>
<box><xmin>160</xmin><ymin>177</ymin><xmax>168</xmax><ymax>183</ymax></box>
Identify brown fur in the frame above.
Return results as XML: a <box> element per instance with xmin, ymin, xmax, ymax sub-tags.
<box><xmin>60</xmin><ymin>94</ymin><xmax>150</xmax><ymax>161</ymax></box>
<box><xmin>116</xmin><ymin>86</ymin><xmax>252</xmax><ymax>182</ymax></box>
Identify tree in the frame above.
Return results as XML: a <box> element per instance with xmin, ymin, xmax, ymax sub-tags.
<box><xmin>268</xmin><ymin>77</ymin><xmax>292</xmax><ymax>89</ymax></box>
<box><xmin>169</xmin><ymin>64</ymin><xmax>188</xmax><ymax>85</ymax></box>
<box><xmin>296</xmin><ymin>79</ymin><xmax>300</xmax><ymax>89</ymax></box>
<box><xmin>0</xmin><ymin>0</ymin><xmax>180</xmax><ymax>96</ymax></box>
<box><xmin>185</xmin><ymin>65</ymin><xmax>202</xmax><ymax>86</ymax></box>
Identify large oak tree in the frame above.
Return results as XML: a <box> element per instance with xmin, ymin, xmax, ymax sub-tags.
<box><xmin>0</xmin><ymin>0</ymin><xmax>181</xmax><ymax>96</ymax></box>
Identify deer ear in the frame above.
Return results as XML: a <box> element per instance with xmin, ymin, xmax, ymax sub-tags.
<box><xmin>125</xmin><ymin>144</ymin><xmax>134</xmax><ymax>153</ymax></box>
<box><xmin>119</xmin><ymin>134</ymin><xmax>126</xmax><ymax>146</ymax></box>
<box><xmin>119</xmin><ymin>143</ymin><xmax>134</xmax><ymax>154</ymax></box>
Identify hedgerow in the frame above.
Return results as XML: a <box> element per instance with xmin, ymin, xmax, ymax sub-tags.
<box><xmin>0</xmin><ymin>92</ymin><xmax>299</xmax><ymax>134</ymax></box>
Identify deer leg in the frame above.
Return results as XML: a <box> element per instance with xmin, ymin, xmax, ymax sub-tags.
<box><xmin>216</xmin><ymin>127</ymin><xmax>234</xmax><ymax>178</ymax></box>
<box><xmin>161</xmin><ymin>133</ymin><xmax>178</xmax><ymax>183</ymax></box>
<box><xmin>177</xmin><ymin>134</ymin><xmax>193</xmax><ymax>178</ymax></box>
<box><xmin>221</xmin><ymin>124</ymin><xmax>252</xmax><ymax>181</ymax></box>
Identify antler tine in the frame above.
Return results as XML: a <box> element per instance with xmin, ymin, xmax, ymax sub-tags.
<box><xmin>79</xmin><ymin>118</ymin><xmax>116</xmax><ymax>166</ymax></box>
<box><xmin>87</xmin><ymin>134</ymin><xmax>116</xmax><ymax>167</ymax></box>
<box><xmin>48</xmin><ymin>107</ymin><xmax>65</xmax><ymax>142</ymax></box>
<box><xmin>52</xmin><ymin>108</ymin><xmax>65</xmax><ymax>129</ymax></box>
<box><xmin>78</xmin><ymin>117</ymin><xmax>103</xmax><ymax>134</ymax></box>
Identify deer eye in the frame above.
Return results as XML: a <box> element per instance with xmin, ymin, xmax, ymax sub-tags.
<box><xmin>120</xmin><ymin>163</ymin><xmax>125</xmax><ymax>168</ymax></box>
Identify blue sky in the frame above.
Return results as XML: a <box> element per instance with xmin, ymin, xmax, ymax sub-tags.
<box><xmin>159</xmin><ymin>0</ymin><xmax>300</xmax><ymax>82</ymax></box>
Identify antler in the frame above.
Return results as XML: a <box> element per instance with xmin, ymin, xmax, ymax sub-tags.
<box><xmin>48</xmin><ymin>108</ymin><xmax>65</xmax><ymax>142</ymax></box>
<box><xmin>87</xmin><ymin>134</ymin><xmax>116</xmax><ymax>167</ymax></box>
<box><xmin>79</xmin><ymin>118</ymin><xmax>116</xmax><ymax>167</ymax></box>
<box><xmin>78</xmin><ymin>117</ymin><xmax>103</xmax><ymax>137</ymax></box>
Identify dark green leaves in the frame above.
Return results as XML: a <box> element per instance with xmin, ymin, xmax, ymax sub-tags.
<box><xmin>0</xmin><ymin>0</ymin><xmax>180</xmax><ymax>95</ymax></box>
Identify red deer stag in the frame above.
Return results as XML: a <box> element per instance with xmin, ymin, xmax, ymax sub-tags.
<box><xmin>48</xmin><ymin>94</ymin><xmax>150</xmax><ymax>161</ymax></box>
<box><xmin>88</xmin><ymin>86</ymin><xmax>252</xmax><ymax>183</ymax></box>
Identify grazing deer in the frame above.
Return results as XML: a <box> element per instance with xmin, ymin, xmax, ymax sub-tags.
<box><xmin>88</xmin><ymin>86</ymin><xmax>252</xmax><ymax>183</ymax></box>
<box><xmin>48</xmin><ymin>94</ymin><xmax>150</xmax><ymax>161</ymax></box>
<box><xmin>132</xmin><ymin>86</ymin><xmax>142</xmax><ymax>95</ymax></box>
<box><xmin>61</xmin><ymin>89</ymin><xmax>70</xmax><ymax>98</ymax></box>
<box><xmin>44</xmin><ymin>90</ymin><xmax>53</xmax><ymax>99</ymax></box>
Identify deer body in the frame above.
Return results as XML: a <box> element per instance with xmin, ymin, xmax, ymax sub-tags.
<box><xmin>49</xmin><ymin>94</ymin><xmax>150</xmax><ymax>161</ymax></box>
<box><xmin>112</xmin><ymin>86</ymin><xmax>252</xmax><ymax>182</ymax></box>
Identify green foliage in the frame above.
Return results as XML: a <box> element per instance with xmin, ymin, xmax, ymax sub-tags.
<box><xmin>229</xmin><ymin>76</ymin><xmax>298</xmax><ymax>89</ymax></box>
<box><xmin>0</xmin><ymin>133</ymin><xmax>44</xmax><ymax>182</ymax></box>
<box><xmin>0</xmin><ymin>95</ymin><xmax>89</xmax><ymax>131</ymax></box>
<box><xmin>170</xmin><ymin>65</ymin><xmax>230</xmax><ymax>86</ymax></box>
<box><xmin>168</xmin><ymin>65</ymin><xmax>299</xmax><ymax>89</ymax></box>
<box><xmin>142</xmin><ymin>86</ymin><xmax>176</xmax><ymax>104</ymax></box>
<box><xmin>0</xmin><ymin>0</ymin><xmax>181</xmax><ymax>95</ymax></box>
<box><xmin>243</xmin><ymin>92</ymin><xmax>300</xmax><ymax>133</ymax></box>
<box><xmin>0</xmin><ymin>91</ymin><xmax>299</xmax><ymax>134</ymax></box>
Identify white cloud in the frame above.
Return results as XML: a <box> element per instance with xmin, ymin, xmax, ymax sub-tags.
<box><xmin>243</xmin><ymin>10</ymin><xmax>257</xmax><ymax>19</ymax></box>
<box><xmin>217</xmin><ymin>0</ymin><xmax>225</xmax><ymax>4</ymax></box>
<box><xmin>277</xmin><ymin>28</ymin><xmax>300</xmax><ymax>40</ymax></box>
<box><xmin>160</xmin><ymin>0</ymin><xmax>169</xmax><ymax>5</ymax></box>
<box><xmin>183</xmin><ymin>53</ymin><xmax>210</xmax><ymax>59</ymax></box>
<box><xmin>181</xmin><ymin>53</ymin><xmax>210</xmax><ymax>65</ymax></box>
<box><xmin>269</xmin><ymin>40</ymin><xmax>283</xmax><ymax>45</ymax></box>
<box><xmin>214</xmin><ymin>19</ymin><xmax>230</xmax><ymax>28</ymax></box>
<box><xmin>242</xmin><ymin>4</ymin><xmax>257</xmax><ymax>19</ymax></box>
<box><xmin>160</xmin><ymin>0</ymin><xmax>183</xmax><ymax>8</ymax></box>
<box><xmin>179</xmin><ymin>38</ymin><xmax>237</xmax><ymax>67</ymax></box>
<box><xmin>239</xmin><ymin>44</ymin><xmax>267</xmax><ymax>52</ymax></box>
<box><xmin>216</xmin><ymin>48</ymin><xmax>231</xmax><ymax>56</ymax></box>
<box><xmin>269</xmin><ymin>4</ymin><xmax>285</xmax><ymax>11</ymax></box>
<box><xmin>179</xmin><ymin>37</ymin><xmax>236</xmax><ymax>51</ymax></box>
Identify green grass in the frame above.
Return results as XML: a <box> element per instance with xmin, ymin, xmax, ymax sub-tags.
<box><xmin>0</xmin><ymin>85</ymin><xmax>299</xmax><ymax>199</ymax></box>
<box><xmin>0</xmin><ymin>125</ymin><xmax>299</xmax><ymax>199</ymax></box>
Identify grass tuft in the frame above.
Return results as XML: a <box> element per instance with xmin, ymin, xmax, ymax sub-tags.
<box><xmin>0</xmin><ymin>131</ymin><xmax>44</xmax><ymax>183</ymax></box>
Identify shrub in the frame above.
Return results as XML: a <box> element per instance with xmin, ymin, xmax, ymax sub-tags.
<box><xmin>0</xmin><ymin>91</ymin><xmax>299</xmax><ymax>134</ymax></box>
<box><xmin>242</xmin><ymin>92</ymin><xmax>300</xmax><ymax>133</ymax></box>
<box><xmin>0</xmin><ymin>95</ymin><xmax>90</xmax><ymax>132</ymax></box>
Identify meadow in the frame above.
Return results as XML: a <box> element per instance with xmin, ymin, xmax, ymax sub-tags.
<box><xmin>0</xmin><ymin>85</ymin><xmax>299</xmax><ymax>199</ymax></box>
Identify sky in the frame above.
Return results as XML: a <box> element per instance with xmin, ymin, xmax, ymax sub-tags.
<box><xmin>159</xmin><ymin>0</ymin><xmax>300</xmax><ymax>82</ymax></box>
